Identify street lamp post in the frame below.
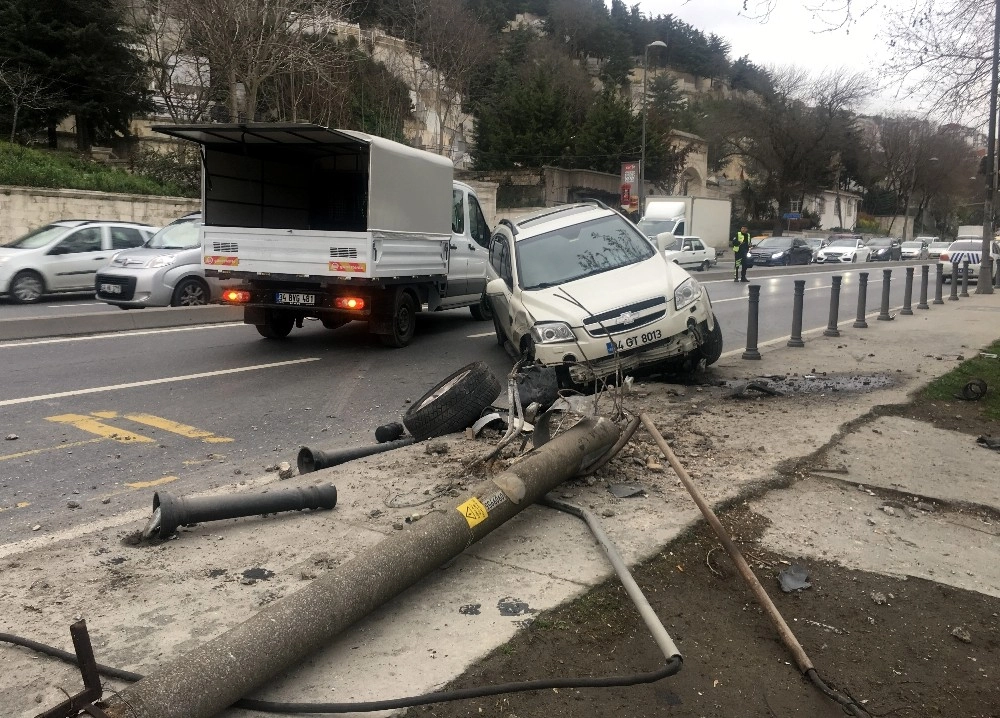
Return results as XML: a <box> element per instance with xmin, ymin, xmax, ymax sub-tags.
<box><xmin>640</xmin><ymin>40</ymin><xmax>667</xmax><ymax>218</ymax></box>
<box><xmin>976</xmin><ymin>0</ymin><xmax>1000</xmax><ymax>294</ymax></box>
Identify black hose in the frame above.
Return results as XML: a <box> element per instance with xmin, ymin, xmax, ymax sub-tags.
<box><xmin>805</xmin><ymin>668</ymin><xmax>873</xmax><ymax>718</ymax></box>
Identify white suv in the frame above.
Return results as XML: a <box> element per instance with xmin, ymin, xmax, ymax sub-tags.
<box><xmin>485</xmin><ymin>203</ymin><xmax>722</xmax><ymax>385</ymax></box>
<box><xmin>0</xmin><ymin>220</ymin><xmax>156</xmax><ymax>304</ymax></box>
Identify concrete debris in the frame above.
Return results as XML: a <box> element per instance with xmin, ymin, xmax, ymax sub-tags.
<box><xmin>882</xmin><ymin>506</ymin><xmax>896</xmax><ymax>517</ymax></box>
<box><xmin>976</xmin><ymin>434</ymin><xmax>1000</xmax><ymax>451</ymax></box>
<box><xmin>915</xmin><ymin>501</ymin><xmax>935</xmax><ymax>513</ymax></box>
<box><xmin>951</xmin><ymin>626</ymin><xmax>972</xmax><ymax>643</ymax></box>
<box><xmin>101</xmin><ymin>497</ymin><xmax>111</xmax><ymax>504</ymax></box>
<box><xmin>645</xmin><ymin>456</ymin><xmax>665</xmax><ymax>472</ymax></box>
<box><xmin>5</xmin><ymin>433</ymin><xmax>18</xmax><ymax>440</ymax></box>
<box><xmin>67</xmin><ymin>501</ymin><xmax>81</xmax><ymax>510</ymax></box>
<box><xmin>31</xmin><ymin>524</ymin><xmax>40</xmax><ymax>531</ymax></box>
<box><xmin>264</xmin><ymin>464</ymin><xmax>279</xmax><ymax>472</ymax></box>
<box><xmin>425</xmin><ymin>441</ymin><xmax>450</xmax><ymax>455</ymax></box>
<box><xmin>277</xmin><ymin>462</ymin><xmax>294</xmax><ymax>480</ymax></box>
<box><xmin>871</xmin><ymin>592</ymin><xmax>888</xmax><ymax>605</ymax></box>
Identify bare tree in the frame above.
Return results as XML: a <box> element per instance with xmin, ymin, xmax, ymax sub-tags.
<box><xmin>0</xmin><ymin>61</ymin><xmax>59</xmax><ymax>142</ymax></box>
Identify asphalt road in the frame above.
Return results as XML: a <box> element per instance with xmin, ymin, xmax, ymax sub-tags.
<box><xmin>0</xmin><ymin>259</ymin><xmax>931</xmax><ymax>545</ymax></box>
<box><xmin>0</xmin><ymin>292</ymin><xmax>119</xmax><ymax>318</ymax></box>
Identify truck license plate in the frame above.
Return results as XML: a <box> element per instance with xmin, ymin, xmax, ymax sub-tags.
<box><xmin>275</xmin><ymin>292</ymin><xmax>316</xmax><ymax>306</ymax></box>
<box><xmin>100</xmin><ymin>283</ymin><xmax>121</xmax><ymax>294</ymax></box>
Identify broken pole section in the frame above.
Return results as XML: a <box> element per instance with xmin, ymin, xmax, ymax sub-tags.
<box><xmin>101</xmin><ymin>417</ymin><xmax>620</xmax><ymax>718</ymax></box>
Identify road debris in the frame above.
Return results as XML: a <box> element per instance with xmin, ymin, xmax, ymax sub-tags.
<box><xmin>608</xmin><ymin>484</ymin><xmax>646</xmax><ymax>499</ymax></box>
<box><xmin>277</xmin><ymin>462</ymin><xmax>293</xmax><ymax>479</ymax></box>
<box><xmin>777</xmin><ymin>564</ymin><xmax>812</xmax><ymax>593</ymax></box>
<box><xmin>5</xmin><ymin>433</ymin><xmax>18</xmax><ymax>440</ymax></box>
<box><xmin>955</xmin><ymin>378</ymin><xmax>987</xmax><ymax>401</ymax></box>
<box><xmin>951</xmin><ymin>626</ymin><xmax>972</xmax><ymax>643</ymax></box>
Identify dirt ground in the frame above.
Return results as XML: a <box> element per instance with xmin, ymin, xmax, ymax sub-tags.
<box><xmin>414</xmin><ymin>390</ymin><xmax>1000</xmax><ymax>718</ymax></box>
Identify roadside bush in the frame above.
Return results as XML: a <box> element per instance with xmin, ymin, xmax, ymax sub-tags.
<box><xmin>0</xmin><ymin>141</ymin><xmax>194</xmax><ymax>196</ymax></box>
<box><xmin>856</xmin><ymin>212</ymin><xmax>880</xmax><ymax>234</ymax></box>
<box><xmin>127</xmin><ymin>147</ymin><xmax>200</xmax><ymax>197</ymax></box>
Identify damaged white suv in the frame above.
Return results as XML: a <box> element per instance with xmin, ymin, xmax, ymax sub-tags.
<box><xmin>485</xmin><ymin>202</ymin><xmax>722</xmax><ymax>385</ymax></box>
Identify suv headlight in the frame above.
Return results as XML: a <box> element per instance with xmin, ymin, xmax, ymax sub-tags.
<box><xmin>530</xmin><ymin>322</ymin><xmax>575</xmax><ymax>344</ymax></box>
<box><xmin>674</xmin><ymin>277</ymin><xmax>703</xmax><ymax>311</ymax></box>
<box><xmin>147</xmin><ymin>254</ymin><xmax>178</xmax><ymax>268</ymax></box>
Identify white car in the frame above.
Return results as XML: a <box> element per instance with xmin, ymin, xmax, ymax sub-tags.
<box><xmin>0</xmin><ymin>220</ymin><xmax>157</xmax><ymax>304</ymax></box>
<box><xmin>939</xmin><ymin>238</ymin><xmax>1000</xmax><ymax>284</ymax></box>
<box><xmin>661</xmin><ymin>235</ymin><xmax>717</xmax><ymax>272</ymax></box>
<box><xmin>900</xmin><ymin>240</ymin><xmax>929</xmax><ymax>260</ymax></box>
<box><xmin>815</xmin><ymin>236</ymin><xmax>871</xmax><ymax>263</ymax></box>
<box><xmin>485</xmin><ymin>203</ymin><xmax>722</xmax><ymax>386</ymax></box>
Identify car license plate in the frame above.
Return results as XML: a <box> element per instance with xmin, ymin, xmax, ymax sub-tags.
<box><xmin>275</xmin><ymin>292</ymin><xmax>316</xmax><ymax>306</ymax></box>
<box><xmin>607</xmin><ymin>328</ymin><xmax>663</xmax><ymax>354</ymax></box>
<box><xmin>100</xmin><ymin>283</ymin><xmax>121</xmax><ymax>294</ymax></box>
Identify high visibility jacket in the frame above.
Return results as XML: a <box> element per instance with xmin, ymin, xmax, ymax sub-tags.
<box><xmin>732</xmin><ymin>231</ymin><xmax>751</xmax><ymax>257</ymax></box>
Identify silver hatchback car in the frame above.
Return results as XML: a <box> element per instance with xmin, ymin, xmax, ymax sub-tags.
<box><xmin>0</xmin><ymin>220</ymin><xmax>155</xmax><ymax>303</ymax></box>
<box><xmin>95</xmin><ymin>213</ymin><xmax>237</xmax><ymax>308</ymax></box>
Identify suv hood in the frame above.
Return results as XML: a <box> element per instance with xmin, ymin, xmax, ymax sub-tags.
<box><xmin>518</xmin><ymin>257</ymin><xmax>685</xmax><ymax>327</ymax></box>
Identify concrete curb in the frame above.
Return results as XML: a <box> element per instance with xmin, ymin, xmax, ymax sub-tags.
<box><xmin>0</xmin><ymin>305</ymin><xmax>243</xmax><ymax>341</ymax></box>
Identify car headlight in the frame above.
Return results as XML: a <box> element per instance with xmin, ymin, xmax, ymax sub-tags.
<box><xmin>674</xmin><ymin>277</ymin><xmax>703</xmax><ymax>311</ymax></box>
<box><xmin>147</xmin><ymin>254</ymin><xmax>178</xmax><ymax>268</ymax></box>
<box><xmin>530</xmin><ymin>322</ymin><xmax>575</xmax><ymax>344</ymax></box>
<box><xmin>771</xmin><ymin>252</ymin><xmax>785</xmax><ymax>258</ymax></box>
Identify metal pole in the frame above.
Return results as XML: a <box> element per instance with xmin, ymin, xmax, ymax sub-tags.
<box><xmin>877</xmin><ymin>269</ymin><xmax>893</xmax><ymax>320</ymax></box>
<box><xmin>787</xmin><ymin>279</ymin><xmax>805</xmax><ymax>347</ymax></box>
<box><xmin>949</xmin><ymin>265</ymin><xmax>960</xmax><ymax>300</ymax></box>
<box><xmin>918</xmin><ymin>264</ymin><xmax>930</xmax><ymax>309</ymax></box>
<box><xmin>102</xmin><ymin>418</ymin><xmax>620</xmax><ymax>718</ymax></box>
<box><xmin>742</xmin><ymin>284</ymin><xmax>762</xmax><ymax>359</ymax></box>
<box><xmin>639</xmin><ymin>45</ymin><xmax>648</xmax><ymax>216</ymax></box>
<box><xmin>901</xmin><ymin>267</ymin><xmax>914</xmax><ymax>315</ymax></box>
<box><xmin>824</xmin><ymin>275</ymin><xmax>842</xmax><ymax>337</ymax></box>
<box><xmin>853</xmin><ymin>272</ymin><xmax>869</xmax><ymax>328</ymax></box>
<box><xmin>976</xmin><ymin>0</ymin><xmax>999</xmax><ymax>295</ymax></box>
<box><xmin>934</xmin><ymin>263</ymin><xmax>945</xmax><ymax>304</ymax></box>
<box><xmin>961</xmin><ymin>260</ymin><xmax>971</xmax><ymax>297</ymax></box>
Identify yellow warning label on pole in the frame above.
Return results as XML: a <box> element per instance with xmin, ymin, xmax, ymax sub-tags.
<box><xmin>456</xmin><ymin>497</ymin><xmax>488</xmax><ymax>528</ymax></box>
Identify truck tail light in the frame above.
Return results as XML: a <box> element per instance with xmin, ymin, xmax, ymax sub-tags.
<box><xmin>939</xmin><ymin>253</ymin><xmax>950</xmax><ymax>263</ymax></box>
<box><xmin>223</xmin><ymin>289</ymin><xmax>251</xmax><ymax>304</ymax></box>
<box><xmin>335</xmin><ymin>297</ymin><xmax>365</xmax><ymax>310</ymax></box>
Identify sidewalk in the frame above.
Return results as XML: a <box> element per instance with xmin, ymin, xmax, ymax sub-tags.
<box><xmin>2</xmin><ymin>290</ymin><xmax>999</xmax><ymax>717</ymax></box>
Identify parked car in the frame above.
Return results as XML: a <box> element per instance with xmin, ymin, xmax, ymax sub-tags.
<box><xmin>748</xmin><ymin>236</ymin><xmax>814</xmax><ymax>266</ymax></box>
<box><xmin>939</xmin><ymin>238</ymin><xmax>1000</xmax><ymax>284</ymax></box>
<box><xmin>95</xmin><ymin>213</ymin><xmax>239</xmax><ymax>308</ymax></box>
<box><xmin>805</xmin><ymin>237</ymin><xmax>826</xmax><ymax>262</ymax></box>
<box><xmin>815</xmin><ymin>236</ymin><xmax>872</xmax><ymax>263</ymax></box>
<box><xmin>900</xmin><ymin>240</ymin><xmax>929</xmax><ymax>260</ymax></box>
<box><xmin>661</xmin><ymin>235</ymin><xmax>717</xmax><ymax>271</ymax></box>
<box><xmin>866</xmin><ymin>237</ymin><xmax>902</xmax><ymax>261</ymax></box>
<box><xmin>0</xmin><ymin>220</ymin><xmax>156</xmax><ymax>304</ymax></box>
<box><xmin>486</xmin><ymin>203</ymin><xmax>722</xmax><ymax>385</ymax></box>
<box><xmin>927</xmin><ymin>241</ymin><xmax>952</xmax><ymax>260</ymax></box>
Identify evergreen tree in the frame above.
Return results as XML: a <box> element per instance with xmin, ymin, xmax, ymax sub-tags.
<box><xmin>0</xmin><ymin>0</ymin><xmax>150</xmax><ymax>148</ymax></box>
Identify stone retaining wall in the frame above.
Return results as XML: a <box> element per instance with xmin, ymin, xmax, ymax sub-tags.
<box><xmin>0</xmin><ymin>186</ymin><xmax>200</xmax><ymax>244</ymax></box>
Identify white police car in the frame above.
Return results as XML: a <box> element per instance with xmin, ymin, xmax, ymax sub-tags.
<box><xmin>939</xmin><ymin>238</ymin><xmax>1000</xmax><ymax>284</ymax></box>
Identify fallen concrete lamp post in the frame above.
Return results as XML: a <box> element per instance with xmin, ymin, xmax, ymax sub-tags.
<box><xmin>102</xmin><ymin>417</ymin><xmax>620</xmax><ymax>718</ymax></box>
<box><xmin>142</xmin><ymin>484</ymin><xmax>338</xmax><ymax>540</ymax></box>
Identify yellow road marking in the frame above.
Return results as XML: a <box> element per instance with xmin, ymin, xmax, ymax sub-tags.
<box><xmin>123</xmin><ymin>414</ymin><xmax>233</xmax><ymax>443</ymax></box>
<box><xmin>0</xmin><ymin>502</ymin><xmax>32</xmax><ymax>513</ymax></box>
<box><xmin>126</xmin><ymin>476</ymin><xmax>179</xmax><ymax>489</ymax></box>
<box><xmin>91</xmin><ymin>411</ymin><xmax>118</xmax><ymax>419</ymax></box>
<box><xmin>0</xmin><ymin>437</ymin><xmax>106</xmax><ymax>462</ymax></box>
<box><xmin>46</xmin><ymin>414</ymin><xmax>154</xmax><ymax>443</ymax></box>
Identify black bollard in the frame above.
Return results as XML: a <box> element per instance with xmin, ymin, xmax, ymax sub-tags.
<box><xmin>787</xmin><ymin>279</ymin><xmax>805</xmax><ymax>347</ymax></box>
<box><xmin>901</xmin><ymin>266</ymin><xmax>914</xmax><ymax>315</ymax></box>
<box><xmin>949</xmin><ymin>263</ymin><xmax>960</xmax><ymax>300</ymax></box>
<box><xmin>853</xmin><ymin>271</ymin><xmax>869</xmax><ymax>328</ymax></box>
<box><xmin>934</xmin><ymin>263</ymin><xmax>945</xmax><ymax>304</ymax></box>
<box><xmin>877</xmin><ymin>268</ymin><xmax>893</xmax><ymax>320</ymax></box>
<box><xmin>742</xmin><ymin>284</ymin><xmax>762</xmax><ymax>360</ymax></box>
<box><xmin>824</xmin><ymin>276</ymin><xmax>843</xmax><ymax>337</ymax></box>
<box><xmin>917</xmin><ymin>264</ymin><xmax>930</xmax><ymax>310</ymax></box>
<box><xmin>961</xmin><ymin>260</ymin><xmax>970</xmax><ymax>297</ymax></box>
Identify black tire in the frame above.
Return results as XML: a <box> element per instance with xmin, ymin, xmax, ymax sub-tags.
<box><xmin>699</xmin><ymin>260</ymin><xmax>711</xmax><ymax>272</ymax></box>
<box><xmin>171</xmin><ymin>277</ymin><xmax>209</xmax><ymax>307</ymax></box>
<box><xmin>9</xmin><ymin>270</ymin><xmax>44</xmax><ymax>304</ymax></box>
<box><xmin>492</xmin><ymin>311</ymin><xmax>506</xmax><ymax>347</ymax></box>
<box><xmin>321</xmin><ymin>317</ymin><xmax>348</xmax><ymax>330</ymax></box>
<box><xmin>378</xmin><ymin>290</ymin><xmax>417</xmax><ymax>348</ymax></box>
<box><xmin>403</xmin><ymin>361</ymin><xmax>503</xmax><ymax>441</ymax></box>
<box><xmin>255</xmin><ymin>310</ymin><xmax>294</xmax><ymax>339</ymax></box>
<box><xmin>852</xmin><ymin>255</ymin><xmax>858</xmax><ymax>263</ymax></box>
<box><xmin>699</xmin><ymin>317</ymin><xmax>724</xmax><ymax>366</ymax></box>
<box><xmin>470</xmin><ymin>293</ymin><xmax>492</xmax><ymax>320</ymax></box>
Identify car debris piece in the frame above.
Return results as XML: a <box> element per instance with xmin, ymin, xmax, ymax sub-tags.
<box><xmin>955</xmin><ymin>378</ymin><xmax>987</xmax><ymax>401</ymax></box>
<box><xmin>608</xmin><ymin>483</ymin><xmax>646</xmax><ymax>498</ymax></box>
<box><xmin>297</xmin><ymin>437</ymin><xmax>415</xmax><ymax>473</ymax></box>
<box><xmin>514</xmin><ymin>365</ymin><xmax>560</xmax><ymax>411</ymax></box>
<box><xmin>375</xmin><ymin>422</ymin><xmax>405</xmax><ymax>443</ymax></box>
<box><xmin>777</xmin><ymin>564</ymin><xmax>812</xmax><ymax>593</ymax></box>
<box><xmin>728</xmin><ymin>380</ymin><xmax>784</xmax><ymax>398</ymax></box>
<box><xmin>976</xmin><ymin>434</ymin><xmax>1000</xmax><ymax>451</ymax></box>
<box><xmin>142</xmin><ymin>483</ymin><xmax>338</xmax><ymax>540</ymax></box>
<box><xmin>35</xmin><ymin>620</ymin><xmax>105</xmax><ymax>718</ymax></box>
<box><xmin>472</xmin><ymin>412</ymin><xmax>506</xmax><ymax>437</ymax></box>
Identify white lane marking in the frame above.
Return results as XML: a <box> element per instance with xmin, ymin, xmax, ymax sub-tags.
<box><xmin>0</xmin><ymin>358</ymin><xmax>320</xmax><ymax>407</ymax></box>
<box><xmin>0</xmin><ymin>323</ymin><xmax>244</xmax><ymax>349</ymax></box>
<box><xmin>46</xmin><ymin>303</ymin><xmax>105</xmax><ymax>308</ymax></box>
<box><xmin>466</xmin><ymin>331</ymin><xmax>495</xmax><ymax>338</ymax></box>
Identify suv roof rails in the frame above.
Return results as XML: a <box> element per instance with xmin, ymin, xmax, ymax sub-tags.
<box><xmin>498</xmin><ymin>218</ymin><xmax>518</xmax><ymax>236</ymax></box>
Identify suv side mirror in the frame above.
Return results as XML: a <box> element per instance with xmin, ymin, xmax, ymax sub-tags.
<box><xmin>486</xmin><ymin>277</ymin><xmax>508</xmax><ymax>296</ymax></box>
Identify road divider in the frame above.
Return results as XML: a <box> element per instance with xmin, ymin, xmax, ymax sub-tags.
<box><xmin>0</xmin><ymin>304</ymin><xmax>243</xmax><ymax>342</ymax></box>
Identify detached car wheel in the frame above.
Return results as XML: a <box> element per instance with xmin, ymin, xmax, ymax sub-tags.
<box><xmin>403</xmin><ymin>361</ymin><xmax>503</xmax><ymax>441</ymax></box>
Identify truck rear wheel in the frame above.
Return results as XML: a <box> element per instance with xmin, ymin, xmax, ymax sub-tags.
<box><xmin>377</xmin><ymin>289</ymin><xmax>417</xmax><ymax>348</ymax></box>
<box><xmin>255</xmin><ymin>310</ymin><xmax>294</xmax><ymax>339</ymax></box>
<box><xmin>470</xmin><ymin>293</ymin><xmax>492</xmax><ymax>320</ymax></box>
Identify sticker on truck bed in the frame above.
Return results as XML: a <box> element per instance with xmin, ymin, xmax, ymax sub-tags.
<box><xmin>329</xmin><ymin>261</ymin><xmax>367</xmax><ymax>273</ymax></box>
<box><xmin>204</xmin><ymin>255</ymin><xmax>239</xmax><ymax>266</ymax></box>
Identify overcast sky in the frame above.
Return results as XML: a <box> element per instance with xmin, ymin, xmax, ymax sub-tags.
<box><xmin>633</xmin><ymin>0</ymin><xmax>908</xmax><ymax>115</ymax></box>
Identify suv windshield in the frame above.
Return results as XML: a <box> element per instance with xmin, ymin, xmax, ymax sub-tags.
<box><xmin>4</xmin><ymin>224</ymin><xmax>67</xmax><ymax>249</ymax></box>
<box><xmin>636</xmin><ymin>218</ymin><xmax>677</xmax><ymax>236</ymax></box>
<box><xmin>517</xmin><ymin>215</ymin><xmax>656</xmax><ymax>290</ymax></box>
<box><xmin>828</xmin><ymin>239</ymin><xmax>857</xmax><ymax>247</ymax></box>
<box><xmin>755</xmin><ymin>237</ymin><xmax>792</xmax><ymax>249</ymax></box>
<box><xmin>146</xmin><ymin>217</ymin><xmax>200</xmax><ymax>249</ymax></box>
